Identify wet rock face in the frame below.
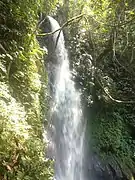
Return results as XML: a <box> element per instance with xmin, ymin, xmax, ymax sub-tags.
<box><xmin>85</xmin><ymin>155</ymin><xmax>129</xmax><ymax>180</ymax></box>
<box><xmin>38</xmin><ymin>16</ymin><xmax>58</xmax><ymax>65</ymax></box>
<box><xmin>38</xmin><ymin>16</ymin><xmax>58</xmax><ymax>98</ymax></box>
<box><xmin>38</xmin><ymin>16</ymin><xmax>51</xmax><ymax>48</ymax></box>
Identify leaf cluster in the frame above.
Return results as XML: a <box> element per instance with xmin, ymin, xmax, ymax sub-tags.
<box><xmin>0</xmin><ymin>0</ymin><xmax>56</xmax><ymax>179</ymax></box>
<box><xmin>56</xmin><ymin>0</ymin><xmax>135</xmax><ymax>178</ymax></box>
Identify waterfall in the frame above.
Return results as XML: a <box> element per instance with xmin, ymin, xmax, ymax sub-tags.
<box><xmin>47</xmin><ymin>16</ymin><xmax>86</xmax><ymax>180</ymax></box>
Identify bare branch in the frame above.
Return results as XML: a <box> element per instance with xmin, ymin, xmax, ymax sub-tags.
<box><xmin>37</xmin><ymin>14</ymin><xmax>84</xmax><ymax>37</ymax></box>
<box><xmin>96</xmin><ymin>77</ymin><xmax>135</xmax><ymax>104</ymax></box>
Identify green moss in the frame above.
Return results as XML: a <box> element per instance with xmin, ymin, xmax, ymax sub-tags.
<box><xmin>91</xmin><ymin>105</ymin><xmax>135</xmax><ymax>176</ymax></box>
<box><xmin>0</xmin><ymin>0</ymin><xmax>55</xmax><ymax>179</ymax></box>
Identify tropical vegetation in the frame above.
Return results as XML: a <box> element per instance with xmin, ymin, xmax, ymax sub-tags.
<box><xmin>0</xmin><ymin>0</ymin><xmax>135</xmax><ymax>179</ymax></box>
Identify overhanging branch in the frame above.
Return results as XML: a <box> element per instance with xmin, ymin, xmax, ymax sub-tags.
<box><xmin>96</xmin><ymin>77</ymin><xmax>135</xmax><ymax>104</ymax></box>
<box><xmin>37</xmin><ymin>14</ymin><xmax>84</xmax><ymax>37</ymax></box>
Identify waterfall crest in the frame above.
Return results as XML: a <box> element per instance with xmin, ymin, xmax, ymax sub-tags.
<box><xmin>47</xmin><ymin>16</ymin><xmax>85</xmax><ymax>180</ymax></box>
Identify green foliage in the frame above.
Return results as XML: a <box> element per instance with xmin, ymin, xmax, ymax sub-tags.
<box><xmin>0</xmin><ymin>0</ymin><xmax>55</xmax><ymax>179</ymax></box>
<box><xmin>1</xmin><ymin>0</ymin><xmax>135</xmax><ymax>178</ymax></box>
<box><xmin>0</xmin><ymin>83</ymin><xmax>53</xmax><ymax>180</ymax></box>
<box><xmin>92</xmin><ymin>106</ymin><xmax>135</xmax><ymax>169</ymax></box>
<box><xmin>57</xmin><ymin>0</ymin><xmax>135</xmax><ymax>178</ymax></box>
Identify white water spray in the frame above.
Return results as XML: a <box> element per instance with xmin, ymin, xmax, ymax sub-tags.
<box><xmin>48</xmin><ymin>16</ymin><xmax>85</xmax><ymax>180</ymax></box>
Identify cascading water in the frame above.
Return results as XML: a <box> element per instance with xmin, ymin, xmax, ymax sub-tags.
<box><xmin>47</xmin><ymin>16</ymin><xmax>86</xmax><ymax>180</ymax></box>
